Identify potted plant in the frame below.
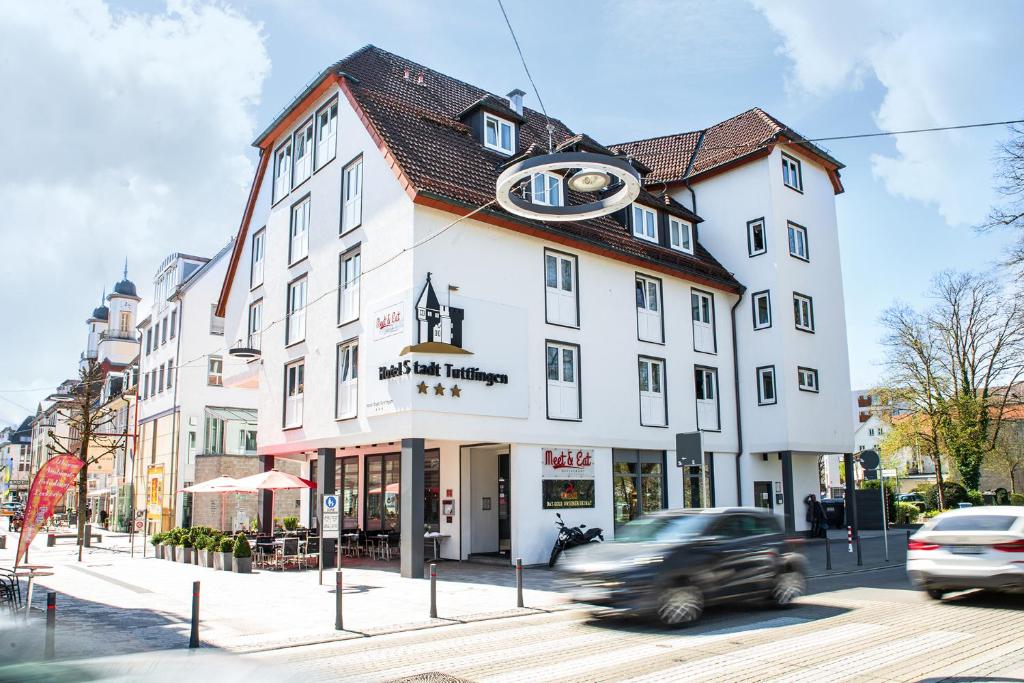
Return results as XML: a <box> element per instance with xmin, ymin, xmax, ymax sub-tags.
<box><xmin>231</xmin><ymin>532</ymin><xmax>252</xmax><ymax>573</ymax></box>
<box><xmin>165</xmin><ymin>529</ymin><xmax>179</xmax><ymax>562</ymax></box>
<box><xmin>179</xmin><ymin>529</ymin><xmax>194</xmax><ymax>565</ymax></box>
<box><xmin>215</xmin><ymin>536</ymin><xmax>234</xmax><ymax>571</ymax></box>
<box><xmin>150</xmin><ymin>532</ymin><xmax>165</xmax><ymax>559</ymax></box>
<box><xmin>196</xmin><ymin>534</ymin><xmax>212</xmax><ymax>568</ymax></box>
<box><xmin>282</xmin><ymin>516</ymin><xmax>299</xmax><ymax>532</ymax></box>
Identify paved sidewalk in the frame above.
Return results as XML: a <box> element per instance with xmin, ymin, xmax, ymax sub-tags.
<box><xmin>0</xmin><ymin>532</ymin><xmax>569</xmax><ymax>659</ymax></box>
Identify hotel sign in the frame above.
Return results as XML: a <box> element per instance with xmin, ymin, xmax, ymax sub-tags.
<box><xmin>542</xmin><ymin>447</ymin><xmax>594</xmax><ymax>480</ymax></box>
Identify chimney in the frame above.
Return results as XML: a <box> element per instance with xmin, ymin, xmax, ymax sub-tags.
<box><xmin>507</xmin><ymin>88</ymin><xmax>525</xmax><ymax>116</ymax></box>
<box><xmin>416</xmin><ymin>72</ymin><xmax>424</xmax><ymax>86</ymax></box>
<box><xmin>403</xmin><ymin>67</ymin><xmax>410</xmax><ymax>80</ymax></box>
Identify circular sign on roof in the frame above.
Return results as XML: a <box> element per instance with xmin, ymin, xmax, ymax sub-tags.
<box><xmin>495</xmin><ymin>151</ymin><xmax>641</xmax><ymax>222</ymax></box>
<box><xmin>858</xmin><ymin>449</ymin><xmax>880</xmax><ymax>471</ymax></box>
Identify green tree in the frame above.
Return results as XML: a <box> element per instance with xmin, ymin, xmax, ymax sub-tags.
<box><xmin>880</xmin><ymin>271</ymin><xmax>1024</xmax><ymax>491</ymax></box>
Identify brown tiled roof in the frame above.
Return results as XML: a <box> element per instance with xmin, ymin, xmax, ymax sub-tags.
<box><xmin>326</xmin><ymin>46</ymin><xmax>741</xmax><ymax>292</ymax></box>
<box><xmin>610</xmin><ymin>107</ymin><xmax>844</xmax><ymax>191</ymax></box>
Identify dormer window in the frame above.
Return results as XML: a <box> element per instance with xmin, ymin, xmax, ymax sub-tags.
<box><xmin>632</xmin><ymin>204</ymin><xmax>658</xmax><ymax>243</ymax></box>
<box><xmin>531</xmin><ymin>173</ymin><xmax>561</xmax><ymax>206</ymax></box>
<box><xmin>668</xmin><ymin>216</ymin><xmax>693</xmax><ymax>254</ymax></box>
<box><xmin>483</xmin><ymin>112</ymin><xmax>514</xmax><ymax>155</ymax></box>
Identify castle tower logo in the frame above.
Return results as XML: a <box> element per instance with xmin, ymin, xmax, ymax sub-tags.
<box><xmin>401</xmin><ymin>273</ymin><xmax>472</xmax><ymax>355</ymax></box>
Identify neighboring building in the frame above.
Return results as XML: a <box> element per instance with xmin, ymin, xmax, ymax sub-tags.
<box><xmin>136</xmin><ymin>242</ymin><xmax>261</xmax><ymax>533</ymax></box>
<box><xmin>851</xmin><ymin>387</ymin><xmax>910</xmax><ymax>427</ymax></box>
<box><xmin>854</xmin><ymin>414</ymin><xmax>888</xmax><ymax>454</ymax></box>
<box><xmin>0</xmin><ymin>417</ymin><xmax>33</xmax><ymax>502</ymax></box>
<box><xmin>215</xmin><ymin>46</ymin><xmax>854</xmax><ymax>567</ymax></box>
<box><xmin>29</xmin><ymin>383</ymin><xmax>76</xmax><ymax>512</ymax></box>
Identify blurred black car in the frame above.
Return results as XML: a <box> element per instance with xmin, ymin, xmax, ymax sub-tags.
<box><xmin>558</xmin><ymin>508</ymin><xmax>807</xmax><ymax>626</ymax></box>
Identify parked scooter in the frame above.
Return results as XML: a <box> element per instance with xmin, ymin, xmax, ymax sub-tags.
<box><xmin>549</xmin><ymin>512</ymin><xmax>603</xmax><ymax>567</ymax></box>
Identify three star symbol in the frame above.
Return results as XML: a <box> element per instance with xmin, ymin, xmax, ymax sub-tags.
<box><xmin>416</xmin><ymin>381</ymin><xmax>461</xmax><ymax>397</ymax></box>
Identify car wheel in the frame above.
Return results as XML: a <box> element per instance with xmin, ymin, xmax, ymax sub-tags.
<box><xmin>926</xmin><ymin>589</ymin><xmax>945</xmax><ymax>601</ymax></box>
<box><xmin>656</xmin><ymin>586</ymin><xmax>704</xmax><ymax>627</ymax></box>
<box><xmin>770</xmin><ymin>570</ymin><xmax>806</xmax><ymax>607</ymax></box>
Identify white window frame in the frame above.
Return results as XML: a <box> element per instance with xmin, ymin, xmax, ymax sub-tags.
<box><xmin>695</xmin><ymin>366</ymin><xmax>720</xmax><ymax>431</ymax></box>
<box><xmin>788</xmin><ymin>222</ymin><xmax>809</xmax><ymax>261</ymax></box>
<box><xmin>315</xmin><ymin>98</ymin><xmax>338</xmax><ymax>169</ymax></box>
<box><xmin>292</xmin><ymin>117</ymin><xmax>314</xmax><ymax>187</ymax></box>
<box><xmin>747</xmin><ymin>218</ymin><xmax>767</xmax><ymax>256</ymax></box>
<box><xmin>631</xmin><ymin>204</ymin><xmax>658</xmax><ymax>243</ymax></box>
<box><xmin>752</xmin><ymin>290</ymin><xmax>772</xmax><ymax>330</ymax></box>
<box><xmin>286</xmin><ymin>277</ymin><xmax>307</xmax><ymax>345</ymax></box>
<box><xmin>338</xmin><ymin>247</ymin><xmax>361</xmax><ymax>325</ymax></box>
<box><xmin>635</xmin><ymin>274</ymin><xmax>663</xmax><ymax>343</ymax></box>
<box><xmin>691</xmin><ymin>289</ymin><xmax>716</xmax><ymax>354</ymax></box>
<box><xmin>284</xmin><ymin>360</ymin><xmax>304</xmax><ymax>428</ymax></box>
<box><xmin>544</xmin><ymin>249</ymin><xmax>578</xmax><ymax>328</ymax></box>
<box><xmin>250</xmin><ymin>228</ymin><xmax>265</xmax><ymax>288</ymax></box>
<box><xmin>782</xmin><ymin>153</ymin><xmax>803</xmax><ymax>192</ymax></box>
<box><xmin>793</xmin><ymin>292</ymin><xmax>815</xmax><ymax>332</ymax></box>
<box><xmin>668</xmin><ymin>216</ymin><xmax>694</xmax><ymax>254</ymax></box>
<box><xmin>546</xmin><ymin>342</ymin><xmax>580</xmax><ymax>421</ymax></box>
<box><xmin>207</xmin><ymin>356</ymin><xmax>223</xmax><ymax>387</ymax></box>
<box><xmin>798</xmin><ymin>366</ymin><xmax>819</xmax><ymax>393</ymax></box>
<box><xmin>247</xmin><ymin>299</ymin><xmax>262</xmax><ymax>350</ymax></box>
<box><xmin>757</xmin><ymin>365</ymin><xmax>777</xmax><ymax>405</ymax></box>
<box><xmin>483</xmin><ymin>112</ymin><xmax>514</xmax><ymax>155</ymax></box>
<box><xmin>209</xmin><ymin>304</ymin><xmax>224</xmax><ymax>336</ymax></box>
<box><xmin>341</xmin><ymin>156</ymin><xmax>363</xmax><ymax>233</ymax></box>
<box><xmin>531</xmin><ymin>172</ymin><xmax>562</xmax><ymax>206</ymax></box>
<box><xmin>638</xmin><ymin>356</ymin><xmax>667</xmax><ymax>427</ymax></box>
<box><xmin>166</xmin><ymin>358</ymin><xmax>173</xmax><ymax>390</ymax></box>
<box><xmin>289</xmin><ymin>196</ymin><xmax>310</xmax><ymax>265</ymax></box>
<box><xmin>273</xmin><ymin>139</ymin><xmax>292</xmax><ymax>203</ymax></box>
<box><xmin>335</xmin><ymin>340</ymin><xmax>358</xmax><ymax>420</ymax></box>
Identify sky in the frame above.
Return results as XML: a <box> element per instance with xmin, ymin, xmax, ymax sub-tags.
<box><xmin>0</xmin><ymin>0</ymin><xmax>1022</xmax><ymax>427</ymax></box>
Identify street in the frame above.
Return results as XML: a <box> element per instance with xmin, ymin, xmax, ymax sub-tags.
<box><xmin>245</xmin><ymin>565</ymin><xmax>1024</xmax><ymax>682</ymax></box>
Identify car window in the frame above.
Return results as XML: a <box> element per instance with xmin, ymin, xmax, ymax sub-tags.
<box><xmin>614</xmin><ymin>515</ymin><xmax>711</xmax><ymax>542</ymax></box>
<box><xmin>932</xmin><ymin>515</ymin><xmax>1020</xmax><ymax>532</ymax></box>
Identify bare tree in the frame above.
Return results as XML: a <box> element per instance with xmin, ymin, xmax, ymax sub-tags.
<box><xmin>990</xmin><ymin>422</ymin><xmax>1024</xmax><ymax>493</ymax></box>
<box><xmin>979</xmin><ymin>123</ymin><xmax>1024</xmax><ymax>268</ymax></box>
<box><xmin>881</xmin><ymin>271</ymin><xmax>1024</xmax><ymax>494</ymax></box>
<box><xmin>48</xmin><ymin>359</ymin><xmax>126</xmax><ymax>561</ymax></box>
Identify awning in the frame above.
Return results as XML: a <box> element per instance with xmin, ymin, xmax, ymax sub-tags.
<box><xmin>87</xmin><ymin>488</ymin><xmax>111</xmax><ymax>497</ymax></box>
<box><xmin>204</xmin><ymin>406</ymin><xmax>258</xmax><ymax>423</ymax></box>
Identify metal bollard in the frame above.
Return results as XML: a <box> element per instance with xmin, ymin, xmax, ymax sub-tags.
<box><xmin>515</xmin><ymin>558</ymin><xmax>524</xmax><ymax>608</ymax></box>
<box><xmin>335</xmin><ymin>571</ymin><xmax>343</xmax><ymax>631</ymax></box>
<box><xmin>855</xmin><ymin>532</ymin><xmax>863</xmax><ymax>567</ymax></box>
<box><xmin>84</xmin><ymin>524</ymin><xmax>92</xmax><ymax>548</ymax></box>
<box><xmin>825</xmin><ymin>534</ymin><xmax>832</xmax><ymax>571</ymax></box>
<box><xmin>189</xmin><ymin>581</ymin><xmax>200</xmax><ymax>649</ymax></box>
<box><xmin>44</xmin><ymin>592</ymin><xmax>56</xmax><ymax>660</ymax></box>
<box><xmin>429</xmin><ymin>563</ymin><xmax>438</xmax><ymax>619</ymax></box>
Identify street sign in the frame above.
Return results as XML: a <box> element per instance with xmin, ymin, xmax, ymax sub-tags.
<box><xmin>322</xmin><ymin>494</ymin><xmax>339</xmax><ymax>533</ymax></box>
<box><xmin>882</xmin><ymin>468</ymin><xmax>898</xmax><ymax>478</ymax></box>
<box><xmin>133</xmin><ymin>520</ymin><xmax>144</xmax><ymax>532</ymax></box>
<box><xmin>857</xmin><ymin>449</ymin><xmax>880</xmax><ymax>470</ymax></box>
<box><xmin>675</xmin><ymin>432</ymin><xmax>703</xmax><ymax>468</ymax></box>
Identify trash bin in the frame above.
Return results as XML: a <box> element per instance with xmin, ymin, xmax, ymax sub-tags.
<box><xmin>821</xmin><ymin>498</ymin><xmax>845</xmax><ymax>528</ymax></box>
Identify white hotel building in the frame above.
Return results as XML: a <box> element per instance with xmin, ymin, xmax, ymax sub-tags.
<box><xmin>216</xmin><ymin>46</ymin><xmax>853</xmax><ymax>572</ymax></box>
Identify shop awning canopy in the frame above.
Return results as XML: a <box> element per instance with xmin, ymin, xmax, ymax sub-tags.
<box><xmin>204</xmin><ymin>406</ymin><xmax>258</xmax><ymax>423</ymax></box>
<box><xmin>234</xmin><ymin>469</ymin><xmax>315</xmax><ymax>491</ymax></box>
<box><xmin>180</xmin><ymin>476</ymin><xmax>257</xmax><ymax>494</ymax></box>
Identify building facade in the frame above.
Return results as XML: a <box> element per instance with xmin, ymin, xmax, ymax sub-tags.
<box><xmin>136</xmin><ymin>243</ymin><xmax>261</xmax><ymax>532</ymax></box>
<box><xmin>215</xmin><ymin>46</ymin><xmax>854</xmax><ymax>568</ymax></box>
<box><xmin>0</xmin><ymin>417</ymin><xmax>33</xmax><ymax>502</ymax></box>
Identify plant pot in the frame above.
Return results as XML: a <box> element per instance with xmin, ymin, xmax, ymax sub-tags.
<box><xmin>215</xmin><ymin>551</ymin><xmax>232</xmax><ymax>571</ymax></box>
<box><xmin>179</xmin><ymin>547</ymin><xmax>193</xmax><ymax>564</ymax></box>
<box><xmin>231</xmin><ymin>556</ymin><xmax>252</xmax><ymax>573</ymax></box>
<box><xmin>203</xmin><ymin>549</ymin><xmax>215</xmax><ymax>568</ymax></box>
<box><xmin>154</xmin><ymin>545</ymin><xmax>164</xmax><ymax>560</ymax></box>
<box><xmin>167</xmin><ymin>545</ymin><xmax>177</xmax><ymax>562</ymax></box>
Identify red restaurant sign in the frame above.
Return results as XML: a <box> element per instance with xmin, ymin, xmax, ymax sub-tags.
<box><xmin>542</xmin><ymin>447</ymin><xmax>594</xmax><ymax>480</ymax></box>
<box><xmin>16</xmin><ymin>455</ymin><xmax>84</xmax><ymax>567</ymax></box>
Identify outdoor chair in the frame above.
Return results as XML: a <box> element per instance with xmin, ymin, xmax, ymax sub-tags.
<box><xmin>0</xmin><ymin>568</ymin><xmax>22</xmax><ymax>612</ymax></box>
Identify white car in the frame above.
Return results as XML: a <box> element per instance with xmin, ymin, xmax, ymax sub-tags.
<box><xmin>907</xmin><ymin>506</ymin><xmax>1024</xmax><ymax>599</ymax></box>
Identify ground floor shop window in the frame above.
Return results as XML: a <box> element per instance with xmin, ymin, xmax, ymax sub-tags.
<box><xmin>681</xmin><ymin>455</ymin><xmax>714</xmax><ymax>508</ymax></box>
<box><xmin>425</xmin><ymin>449</ymin><xmax>440</xmax><ymax>532</ymax></box>
<box><xmin>365</xmin><ymin>453</ymin><xmax>400</xmax><ymax>531</ymax></box>
<box><xmin>613</xmin><ymin>449</ymin><xmax>666</xmax><ymax>527</ymax></box>
<box><xmin>339</xmin><ymin>456</ymin><xmax>359</xmax><ymax>529</ymax></box>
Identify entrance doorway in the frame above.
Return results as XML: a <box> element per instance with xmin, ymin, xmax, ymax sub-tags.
<box><xmin>753</xmin><ymin>481</ymin><xmax>774</xmax><ymax>510</ymax></box>
<box><xmin>461</xmin><ymin>444</ymin><xmax>512</xmax><ymax>563</ymax></box>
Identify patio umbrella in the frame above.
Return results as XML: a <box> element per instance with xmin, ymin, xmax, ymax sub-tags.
<box><xmin>180</xmin><ymin>476</ymin><xmax>257</xmax><ymax>532</ymax></box>
<box><xmin>233</xmin><ymin>469</ymin><xmax>316</xmax><ymax>531</ymax></box>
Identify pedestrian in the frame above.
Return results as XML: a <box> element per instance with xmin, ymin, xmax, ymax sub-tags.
<box><xmin>804</xmin><ymin>494</ymin><xmax>827</xmax><ymax>538</ymax></box>
<box><xmin>100</xmin><ymin>508</ymin><xmax>109</xmax><ymax>528</ymax></box>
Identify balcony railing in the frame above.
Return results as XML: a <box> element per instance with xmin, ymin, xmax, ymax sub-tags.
<box><xmin>100</xmin><ymin>330</ymin><xmax>139</xmax><ymax>342</ymax></box>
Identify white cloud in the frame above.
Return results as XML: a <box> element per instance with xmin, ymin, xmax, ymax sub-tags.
<box><xmin>0</xmin><ymin>0</ymin><xmax>269</xmax><ymax>425</ymax></box>
<box><xmin>751</xmin><ymin>0</ymin><xmax>1024</xmax><ymax>226</ymax></box>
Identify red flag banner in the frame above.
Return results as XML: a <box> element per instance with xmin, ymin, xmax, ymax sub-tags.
<box><xmin>16</xmin><ymin>455</ymin><xmax>84</xmax><ymax>567</ymax></box>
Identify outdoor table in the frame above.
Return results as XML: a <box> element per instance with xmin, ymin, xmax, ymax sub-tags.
<box><xmin>375</xmin><ymin>534</ymin><xmax>391</xmax><ymax>560</ymax></box>
<box><xmin>424</xmin><ymin>532</ymin><xmax>450</xmax><ymax>561</ymax></box>
<box><xmin>14</xmin><ymin>565</ymin><xmax>53</xmax><ymax>620</ymax></box>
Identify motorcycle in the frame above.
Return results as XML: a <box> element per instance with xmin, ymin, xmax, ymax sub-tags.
<box><xmin>549</xmin><ymin>512</ymin><xmax>603</xmax><ymax>567</ymax></box>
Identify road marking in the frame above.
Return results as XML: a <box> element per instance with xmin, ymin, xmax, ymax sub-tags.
<box><xmin>66</xmin><ymin>564</ymin><xmax>153</xmax><ymax>594</ymax></box>
<box><xmin>479</xmin><ymin>616</ymin><xmax>809</xmax><ymax>683</ymax></box>
<box><xmin>621</xmin><ymin>622</ymin><xmax>884</xmax><ymax>683</ymax></box>
<box><xmin>768</xmin><ymin>630</ymin><xmax>970</xmax><ymax>683</ymax></box>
